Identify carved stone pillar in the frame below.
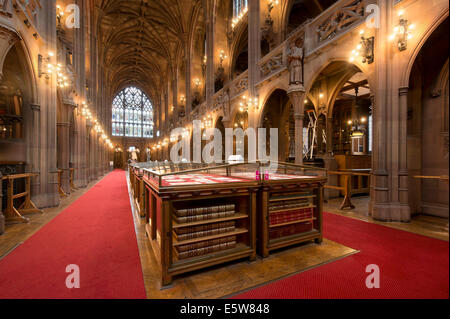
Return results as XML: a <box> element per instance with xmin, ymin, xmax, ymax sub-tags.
<box><xmin>248</xmin><ymin>0</ymin><xmax>260</xmax><ymax>98</ymax></box>
<box><xmin>30</xmin><ymin>103</ymin><xmax>41</xmax><ymax>199</ymax></box>
<box><xmin>0</xmin><ymin>171</ymin><xmax>4</xmax><ymax>235</ymax></box>
<box><xmin>398</xmin><ymin>86</ymin><xmax>411</xmax><ymax>215</ymax></box>
<box><xmin>57</xmin><ymin>121</ymin><xmax>71</xmax><ymax>194</ymax></box>
<box><xmin>288</xmin><ymin>88</ymin><xmax>306</xmax><ymax>165</ymax></box>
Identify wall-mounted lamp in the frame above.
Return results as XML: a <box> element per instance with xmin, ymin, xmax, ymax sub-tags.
<box><xmin>239</xmin><ymin>95</ymin><xmax>259</xmax><ymax>113</ymax></box>
<box><xmin>349</xmin><ymin>30</ymin><xmax>374</xmax><ymax>64</ymax></box>
<box><xmin>38</xmin><ymin>52</ymin><xmax>54</xmax><ymax>79</ymax></box>
<box><xmin>201</xmin><ymin>114</ymin><xmax>213</xmax><ymax>129</ymax></box>
<box><xmin>56</xmin><ymin>5</ymin><xmax>64</xmax><ymax>28</ymax></box>
<box><xmin>389</xmin><ymin>11</ymin><xmax>414</xmax><ymax>51</ymax></box>
<box><xmin>219</xmin><ymin>50</ymin><xmax>228</xmax><ymax>67</ymax></box>
<box><xmin>268</xmin><ymin>0</ymin><xmax>279</xmax><ymax>15</ymax></box>
<box><xmin>194</xmin><ymin>78</ymin><xmax>201</xmax><ymax>88</ymax></box>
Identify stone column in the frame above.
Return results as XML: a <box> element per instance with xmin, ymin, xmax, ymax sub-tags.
<box><xmin>0</xmin><ymin>171</ymin><xmax>4</xmax><ymax>235</ymax></box>
<box><xmin>185</xmin><ymin>54</ymin><xmax>192</xmax><ymax>119</ymax></box>
<box><xmin>57</xmin><ymin>120</ymin><xmax>71</xmax><ymax>194</ymax></box>
<box><xmin>205</xmin><ymin>1</ymin><xmax>215</xmax><ymax>103</ymax></box>
<box><xmin>369</xmin><ymin>0</ymin><xmax>390</xmax><ymax>220</ymax></box>
<box><xmin>248</xmin><ymin>0</ymin><xmax>260</xmax><ymax>99</ymax></box>
<box><xmin>398</xmin><ymin>87</ymin><xmax>411</xmax><ymax>216</ymax></box>
<box><xmin>29</xmin><ymin>103</ymin><xmax>41</xmax><ymax>199</ymax></box>
<box><xmin>288</xmin><ymin>88</ymin><xmax>306</xmax><ymax>165</ymax></box>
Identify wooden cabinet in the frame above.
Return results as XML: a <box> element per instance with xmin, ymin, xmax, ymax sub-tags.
<box><xmin>259</xmin><ymin>175</ymin><xmax>326</xmax><ymax>257</ymax></box>
<box><xmin>134</xmin><ymin>162</ymin><xmax>327</xmax><ymax>286</ymax></box>
<box><xmin>143</xmin><ymin>170</ymin><xmax>258</xmax><ymax>286</ymax></box>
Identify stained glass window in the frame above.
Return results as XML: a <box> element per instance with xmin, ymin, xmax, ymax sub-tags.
<box><xmin>111</xmin><ymin>87</ymin><xmax>154</xmax><ymax>138</ymax></box>
<box><xmin>233</xmin><ymin>0</ymin><xmax>248</xmax><ymax>19</ymax></box>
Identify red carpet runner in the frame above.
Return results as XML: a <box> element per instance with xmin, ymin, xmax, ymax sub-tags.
<box><xmin>235</xmin><ymin>212</ymin><xmax>449</xmax><ymax>299</ymax></box>
<box><xmin>0</xmin><ymin>170</ymin><xmax>146</xmax><ymax>299</ymax></box>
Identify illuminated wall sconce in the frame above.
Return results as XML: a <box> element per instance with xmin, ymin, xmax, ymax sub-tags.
<box><xmin>239</xmin><ymin>95</ymin><xmax>259</xmax><ymax>113</ymax></box>
<box><xmin>219</xmin><ymin>50</ymin><xmax>228</xmax><ymax>67</ymax></box>
<box><xmin>194</xmin><ymin>78</ymin><xmax>202</xmax><ymax>90</ymax></box>
<box><xmin>389</xmin><ymin>11</ymin><xmax>414</xmax><ymax>51</ymax></box>
<box><xmin>268</xmin><ymin>0</ymin><xmax>279</xmax><ymax>14</ymax></box>
<box><xmin>38</xmin><ymin>52</ymin><xmax>54</xmax><ymax>79</ymax></box>
<box><xmin>180</xmin><ymin>95</ymin><xmax>186</xmax><ymax>105</ymax></box>
<box><xmin>201</xmin><ymin>114</ymin><xmax>213</xmax><ymax>129</ymax></box>
<box><xmin>56</xmin><ymin>5</ymin><xmax>64</xmax><ymax>28</ymax></box>
<box><xmin>349</xmin><ymin>30</ymin><xmax>374</xmax><ymax>64</ymax></box>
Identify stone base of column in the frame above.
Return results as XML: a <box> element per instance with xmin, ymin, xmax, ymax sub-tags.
<box><xmin>370</xmin><ymin>202</ymin><xmax>411</xmax><ymax>222</ymax></box>
<box><xmin>33</xmin><ymin>190</ymin><xmax>60</xmax><ymax>209</ymax></box>
<box><xmin>61</xmin><ymin>169</ymin><xmax>71</xmax><ymax>195</ymax></box>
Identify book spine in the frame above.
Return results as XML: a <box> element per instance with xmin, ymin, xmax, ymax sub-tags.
<box><xmin>174</xmin><ymin>221</ymin><xmax>235</xmax><ymax>235</ymax></box>
<box><xmin>174</xmin><ymin>211</ymin><xmax>235</xmax><ymax>224</ymax></box>
<box><xmin>176</xmin><ymin>225</ymin><xmax>236</xmax><ymax>241</ymax></box>
<box><xmin>174</xmin><ymin>204</ymin><xmax>235</xmax><ymax>217</ymax></box>
<box><xmin>176</xmin><ymin>236</ymin><xmax>237</xmax><ymax>253</ymax></box>
<box><xmin>176</xmin><ymin>241</ymin><xmax>236</xmax><ymax>260</ymax></box>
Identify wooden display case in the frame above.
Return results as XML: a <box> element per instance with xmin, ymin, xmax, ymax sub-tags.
<box><xmin>258</xmin><ymin>164</ymin><xmax>327</xmax><ymax>258</ymax></box>
<box><xmin>142</xmin><ymin>164</ymin><xmax>260</xmax><ymax>286</ymax></box>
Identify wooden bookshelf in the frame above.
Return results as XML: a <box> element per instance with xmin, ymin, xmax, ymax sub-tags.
<box><xmin>173</xmin><ymin>228</ymin><xmax>248</xmax><ymax>246</ymax></box>
<box><xmin>269</xmin><ymin>195</ymin><xmax>316</xmax><ymax>202</ymax></box>
<box><xmin>269</xmin><ymin>205</ymin><xmax>316</xmax><ymax>214</ymax></box>
<box><xmin>259</xmin><ymin>174</ymin><xmax>327</xmax><ymax>257</ymax></box>
<box><xmin>172</xmin><ymin>213</ymin><xmax>248</xmax><ymax>229</ymax></box>
<box><xmin>269</xmin><ymin>217</ymin><xmax>317</xmax><ymax>228</ymax></box>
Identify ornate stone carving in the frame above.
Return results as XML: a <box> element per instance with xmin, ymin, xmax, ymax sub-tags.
<box><xmin>261</xmin><ymin>14</ymin><xmax>276</xmax><ymax>54</ymax></box>
<box><xmin>234</xmin><ymin>76</ymin><xmax>248</xmax><ymax>95</ymax></box>
<box><xmin>317</xmin><ymin>0</ymin><xmax>365</xmax><ymax>43</ymax></box>
<box><xmin>260</xmin><ymin>53</ymin><xmax>283</xmax><ymax>78</ymax></box>
<box><xmin>12</xmin><ymin>0</ymin><xmax>41</xmax><ymax>25</ymax></box>
<box><xmin>213</xmin><ymin>89</ymin><xmax>229</xmax><ymax>115</ymax></box>
<box><xmin>287</xmin><ymin>35</ymin><xmax>304</xmax><ymax>90</ymax></box>
<box><xmin>0</xmin><ymin>0</ymin><xmax>12</xmax><ymax>17</ymax></box>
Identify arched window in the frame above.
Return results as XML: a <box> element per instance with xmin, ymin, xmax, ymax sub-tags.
<box><xmin>112</xmin><ymin>87</ymin><xmax>154</xmax><ymax>138</ymax></box>
<box><xmin>233</xmin><ymin>0</ymin><xmax>248</xmax><ymax>19</ymax></box>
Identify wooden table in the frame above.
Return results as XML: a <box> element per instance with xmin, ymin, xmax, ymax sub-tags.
<box><xmin>1</xmin><ymin>173</ymin><xmax>43</xmax><ymax>223</ymax></box>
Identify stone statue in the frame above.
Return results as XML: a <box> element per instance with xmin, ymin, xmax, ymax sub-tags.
<box><xmin>287</xmin><ymin>37</ymin><xmax>304</xmax><ymax>86</ymax></box>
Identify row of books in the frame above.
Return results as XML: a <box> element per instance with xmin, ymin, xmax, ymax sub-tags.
<box><xmin>176</xmin><ymin>236</ymin><xmax>237</xmax><ymax>253</ymax></box>
<box><xmin>175</xmin><ymin>204</ymin><xmax>236</xmax><ymax>217</ymax></box>
<box><xmin>269</xmin><ymin>222</ymin><xmax>313</xmax><ymax>240</ymax></box>
<box><xmin>269</xmin><ymin>198</ymin><xmax>311</xmax><ymax>212</ymax></box>
<box><xmin>174</xmin><ymin>221</ymin><xmax>236</xmax><ymax>241</ymax></box>
<box><xmin>175</xmin><ymin>240</ymin><xmax>237</xmax><ymax>260</ymax></box>
<box><xmin>174</xmin><ymin>211</ymin><xmax>235</xmax><ymax>224</ymax></box>
<box><xmin>270</xmin><ymin>208</ymin><xmax>313</xmax><ymax>226</ymax></box>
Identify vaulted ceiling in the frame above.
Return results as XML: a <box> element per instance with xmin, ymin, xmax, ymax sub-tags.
<box><xmin>94</xmin><ymin>0</ymin><xmax>205</xmax><ymax>106</ymax></box>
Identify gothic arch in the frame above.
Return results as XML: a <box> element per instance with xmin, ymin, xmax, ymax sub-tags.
<box><xmin>401</xmin><ymin>9</ymin><xmax>448</xmax><ymax>87</ymax></box>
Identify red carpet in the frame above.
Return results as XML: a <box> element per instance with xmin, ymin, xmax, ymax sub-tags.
<box><xmin>0</xmin><ymin>170</ymin><xmax>146</xmax><ymax>299</ymax></box>
<box><xmin>235</xmin><ymin>212</ymin><xmax>449</xmax><ymax>299</ymax></box>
